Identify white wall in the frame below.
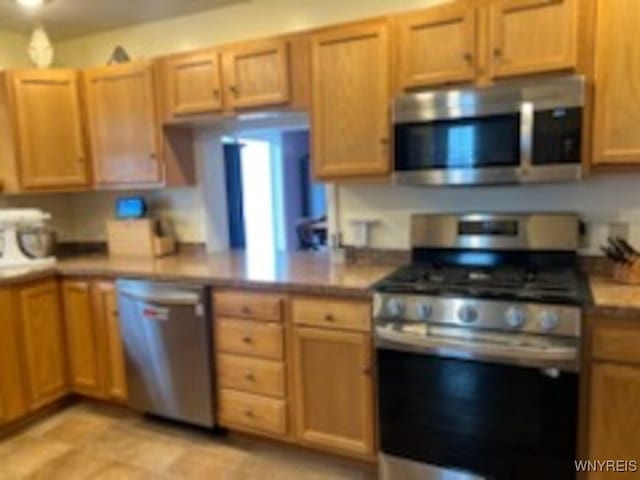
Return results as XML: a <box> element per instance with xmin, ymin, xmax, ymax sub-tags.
<box><xmin>0</xmin><ymin>28</ymin><xmax>29</xmax><ymax>68</ymax></box>
<box><xmin>337</xmin><ymin>174</ymin><xmax>640</xmax><ymax>255</ymax></box>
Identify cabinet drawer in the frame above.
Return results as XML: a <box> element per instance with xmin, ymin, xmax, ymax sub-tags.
<box><xmin>593</xmin><ymin>323</ymin><xmax>640</xmax><ymax>365</ymax></box>
<box><xmin>219</xmin><ymin>389</ymin><xmax>287</xmax><ymax>435</ymax></box>
<box><xmin>214</xmin><ymin>291</ymin><xmax>283</xmax><ymax>321</ymax></box>
<box><xmin>216</xmin><ymin>318</ymin><xmax>284</xmax><ymax>360</ymax></box>
<box><xmin>217</xmin><ymin>354</ymin><xmax>286</xmax><ymax>398</ymax></box>
<box><xmin>292</xmin><ymin>297</ymin><xmax>371</xmax><ymax>332</ymax></box>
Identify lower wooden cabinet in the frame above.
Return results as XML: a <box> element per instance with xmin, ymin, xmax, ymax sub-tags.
<box><xmin>291</xmin><ymin>326</ymin><xmax>375</xmax><ymax>458</ymax></box>
<box><xmin>0</xmin><ymin>289</ymin><xmax>28</xmax><ymax>424</ymax></box>
<box><xmin>62</xmin><ymin>280</ymin><xmax>103</xmax><ymax>397</ymax></box>
<box><xmin>18</xmin><ymin>280</ymin><xmax>68</xmax><ymax>411</ymax></box>
<box><xmin>62</xmin><ymin>279</ymin><xmax>127</xmax><ymax>402</ymax></box>
<box><xmin>93</xmin><ymin>282</ymin><xmax>128</xmax><ymax>402</ymax></box>
<box><xmin>588</xmin><ymin>363</ymin><xmax>640</xmax><ymax>479</ymax></box>
<box><xmin>587</xmin><ymin>317</ymin><xmax>640</xmax><ymax>479</ymax></box>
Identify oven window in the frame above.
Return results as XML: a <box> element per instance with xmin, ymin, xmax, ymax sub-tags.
<box><xmin>377</xmin><ymin>349</ymin><xmax>578</xmax><ymax>480</ymax></box>
<box><xmin>395</xmin><ymin>114</ymin><xmax>520</xmax><ymax>170</ymax></box>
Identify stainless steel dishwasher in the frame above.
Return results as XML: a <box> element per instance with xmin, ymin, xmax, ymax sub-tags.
<box><xmin>116</xmin><ymin>279</ymin><xmax>215</xmax><ymax>427</ymax></box>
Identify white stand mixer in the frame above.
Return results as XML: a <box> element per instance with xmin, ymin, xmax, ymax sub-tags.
<box><xmin>0</xmin><ymin>209</ymin><xmax>56</xmax><ymax>269</ymax></box>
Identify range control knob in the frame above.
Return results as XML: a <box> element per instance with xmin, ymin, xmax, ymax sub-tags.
<box><xmin>539</xmin><ymin>310</ymin><xmax>560</xmax><ymax>332</ymax></box>
<box><xmin>457</xmin><ymin>304</ymin><xmax>478</xmax><ymax>324</ymax></box>
<box><xmin>385</xmin><ymin>298</ymin><xmax>406</xmax><ymax>318</ymax></box>
<box><xmin>415</xmin><ymin>301</ymin><xmax>433</xmax><ymax>321</ymax></box>
<box><xmin>504</xmin><ymin>307</ymin><xmax>526</xmax><ymax>329</ymax></box>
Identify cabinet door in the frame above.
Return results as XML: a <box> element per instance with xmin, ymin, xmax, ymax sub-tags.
<box><xmin>93</xmin><ymin>282</ymin><xmax>128</xmax><ymax>402</ymax></box>
<box><xmin>588</xmin><ymin>363</ymin><xmax>640</xmax><ymax>479</ymax></box>
<box><xmin>62</xmin><ymin>280</ymin><xmax>103</xmax><ymax>398</ymax></box>
<box><xmin>292</xmin><ymin>327</ymin><xmax>374</xmax><ymax>458</ymax></box>
<box><xmin>487</xmin><ymin>0</ymin><xmax>577</xmax><ymax>79</ymax></box>
<box><xmin>223</xmin><ymin>39</ymin><xmax>290</xmax><ymax>109</ymax></box>
<box><xmin>11</xmin><ymin>70</ymin><xmax>88</xmax><ymax>190</ymax></box>
<box><xmin>0</xmin><ymin>289</ymin><xmax>27</xmax><ymax>424</ymax></box>
<box><xmin>592</xmin><ymin>0</ymin><xmax>640</xmax><ymax>165</ymax></box>
<box><xmin>163</xmin><ymin>50</ymin><xmax>223</xmax><ymax>117</ymax></box>
<box><xmin>84</xmin><ymin>62</ymin><xmax>161</xmax><ymax>186</ymax></box>
<box><xmin>312</xmin><ymin>21</ymin><xmax>390</xmax><ymax>179</ymax></box>
<box><xmin>395</xmin><ymin>1</ymin><xmax>477</xmax><ymax>89</ymax></box>
<box><xmin>18</xmin><ymin>280</ymin><xmax>67</xmax><ymax>410</ymax></box>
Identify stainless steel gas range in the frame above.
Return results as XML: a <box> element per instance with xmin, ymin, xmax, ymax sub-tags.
<box><xmin>373</xmin><ymin>213</ymin><xmax>590</xmax><ymax>480</ymax></box>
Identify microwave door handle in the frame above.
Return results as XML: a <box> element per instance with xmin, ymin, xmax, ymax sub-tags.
<box><xmin>520</xmin><ymin>101</ymin><xmax>534</xmax><ymax>171</ymax></box>
<box><xmin>375</xmin><ymin>327</ymin><xmax>577</xmax><ymax>368</ymax></box>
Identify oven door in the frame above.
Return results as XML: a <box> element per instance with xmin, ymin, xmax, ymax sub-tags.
<box><xmin>377</xmin><ymin>346</ymin><xmax>579</xmax><ymax>480</ymax></box>
<box><xmin>394</xmin><ymin>113</ymin><xmax>523</xmax><ymax>186</ymax></box>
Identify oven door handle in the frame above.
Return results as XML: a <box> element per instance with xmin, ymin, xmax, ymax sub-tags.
<box><xmin>375</xmin><ymin>328</ymin><xmax>579</xmax><ymax>372</ymax></box>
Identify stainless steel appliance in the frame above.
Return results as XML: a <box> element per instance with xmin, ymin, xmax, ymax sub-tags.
<box><xmin>373</xmin><ymin>213</ymin><xmax>590</xmax><ymax>480</ymax></box>
<box><xmin>393</xmin><ymin>76</ymin><xmax>585</xmax><ymax>186</ymax></box>
<box><xmin>117</xmin><ymin>280</ymin><xmax>215</xmax><ymax>428</ymax></box>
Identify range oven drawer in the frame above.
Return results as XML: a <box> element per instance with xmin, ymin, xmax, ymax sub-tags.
<box><xmin>377</xmin><ymin>348</ymin><xmax>579</xmax><ymax>480</ymax></box>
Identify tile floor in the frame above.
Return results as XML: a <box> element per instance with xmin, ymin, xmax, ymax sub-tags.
<box><xmin>0</xmin><ymin>403</ymin><xmax>375</xmax><ymax>479</ymax></box>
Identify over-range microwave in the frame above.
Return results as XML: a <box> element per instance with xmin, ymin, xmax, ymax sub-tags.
<box><xmin>393</xmin><ymin>75</ymin><xmax>586</xmax><ymax>186</ymax></box>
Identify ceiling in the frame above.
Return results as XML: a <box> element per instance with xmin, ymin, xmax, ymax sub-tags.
<box><xmin>0</xmin><ymin>0</ymin><xmax>245</xmax><ymax>40</ymax></box>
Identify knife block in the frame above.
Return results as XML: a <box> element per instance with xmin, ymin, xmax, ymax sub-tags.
<box><xmin>106</xmin><ymin>219</ymin><xmax>176</xmax><ymax>258</ymax></box>
<box><xmin>613</xmin><ymin>260</ymin><xmax>640</xmax><ymax>284</ymax></box>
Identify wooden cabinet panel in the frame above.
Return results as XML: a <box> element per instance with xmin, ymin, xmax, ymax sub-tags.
<box><xmin>291</xmin><ymin>297</ymin><xmax>371</xmax><ymax>332</ymax></box>
<box><xmin>593</xmin><ymin>323</ymin><xmax>640</xmax><ymax>365</ymax></box>
<box><xmin>84</xmin><ymin>62</ymin><xmax>161</xmax><ymax>186</ymax></box>
<box><xmin>292</xmin><ymin>327</ymin><xmax>374</xmax><ymax>458</ymax></box>
<box><xmin>312</xmin><ymin>20</ymin><xmax>390</xmax><ymax>179</ymax></box>
<box><xmin>588</xmin><ymin>363</ymin><xmax>640</xmax><ymax>479</ymax></box>
<box><xmin>10</xmin><ymin>70</ymin><xmax>88</xmax><ymax>190</ymax></box>
<box><xmin>18</xmin><ymin>280</ymin><xmax>67</xmax><ymax>411</ymax></box>
<box><xmin>163</xmin><ymin>50</ymin><xmax>223</xmax><ymax>117</ymax></box>
<box><xmin>217</xmin><ymin>354</ymin><xmax>285</xmax><ymax>398</ymax></box>
<box><xmin>394</xmin><ymin>1</ymin><xmax>477</xmax><ymax>89</ymax></box>
<box><xmin>0</xmin><ymin>289</ymin><xmax>28</xmax><ymax>424</ymax></box>
<box><xmin>217</xmin><ymin>318</ymin><xmax>284</xmax><ymax>360</ymax></box>
<box><xmin>592</xmin><ymin>0</ymin><xmax>640</xmax><ymax>165</ymax></box>
<box><xmin>487</xmin><ymin>0</ymin><xmax>577</xmax><ymax>79</ymax></box>
<box><xmin>214</xmin><ymin>291</ymin><xmax>283</xmax><ymax>321</ymax></box>
<box><xmin>219</xmin><ymin>389</ymin><xmax>287</xmax><ymax>435</ymax></box>
<box><xmin>223</xmin><ymin>39</ymin><xmax>290</xmax><ymax>109</ymax></box>
<box><xmin>62</xmin><ymin>280</ymin><xmax>102</xmax><ymax>397</ymax></box>
<box><xmin>93</xmin><ymin>282</ymin><xmax>128</xmax><ymax>402</ymax></box>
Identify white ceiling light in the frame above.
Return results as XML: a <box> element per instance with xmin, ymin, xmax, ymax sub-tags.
<box><xmin>15</xmin><ymin>0</ymin><xmax>48</xmax><ymax>8</ymax></box>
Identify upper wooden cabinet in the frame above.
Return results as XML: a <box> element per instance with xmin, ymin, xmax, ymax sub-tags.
<box><xmin>0</xmin><ymin>70</ymin><xmax>89</xmax><ymax>193</ymax></box>
<box><xmin>486</xmin><ymin>0</ymin><xmax>578</xmax><ymax>79</ymax></box>
<box><xmin>160</xmin><ymin>34</ymin><xmax>310</xmax><ymax>121</ymax></box>
<box><xmin>222</xmin><ymin>38</ymin><xmax>291</xmax><ymax>110</ymax></box>
<box><xmin>394</xmin><ymin>0</ymin><xmax>582</xmax><ymax>91</ymax></box>
<box><xmin>84</xmin><ymin>62</ymin><xmax>162</xmax><ymax>187</ymax></box>
<box><xmin>394</xmin><ymin>0</ymin><xmax>477</xmax><ymax>89</ymax></box>
<box><xmin>592</xmin><ymin>0</ymin><xmax>640</xmax><ymax>166</ymax></box>
<box><xmin>17</xmin><ymin>280</ymin><xmax>68</xmax><ymax>411</ymax></box>
<box><xmin>162</xmin><ymin>49</ymin><xmax>223</xmax><ymax>118</ymax></box>
<box><xmin>312</xmin><ymin>20</ymin><xmax>391</xmax><ymax>179</ymax></box>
